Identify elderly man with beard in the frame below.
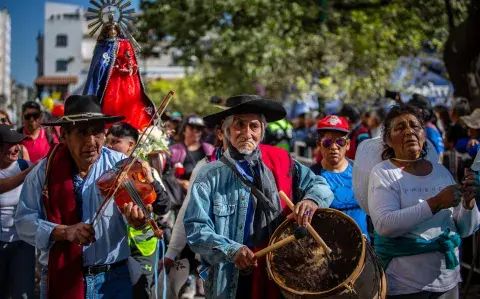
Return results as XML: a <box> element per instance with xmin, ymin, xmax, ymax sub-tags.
<box><xmin>184</xmin><ymin>95</ymin><xmax>334</xmax><ymax>299</ymax></box>
<box><xmin>15</xmin><ymin>95</ymin><xmax>153</xmax><ymax>299</ymax></box>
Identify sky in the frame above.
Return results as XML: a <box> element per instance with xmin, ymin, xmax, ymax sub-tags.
<box><xmin>0</xmin><ymin>0</ymin><xmax>140</xmax><ymax>87</ymax></box>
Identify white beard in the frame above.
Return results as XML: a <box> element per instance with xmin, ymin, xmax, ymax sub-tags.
<box><xmin>238</xmin><ymin>148</ymin><xmax>254</xmax><ymax>155</ymax></box>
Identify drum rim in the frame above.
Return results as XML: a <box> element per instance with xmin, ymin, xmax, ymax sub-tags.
<box><xmin>266</xmin><ymin>207</ymin><xmax>367</xmax><ymax>296</ymax></box>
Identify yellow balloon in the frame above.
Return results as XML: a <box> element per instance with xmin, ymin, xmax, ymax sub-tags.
<box><xmin>42</xmin><ymin>97</ymin><xmax>54</xmax><ymax>110</ymax></box>
<box><xmin>51</xmin><ymin>92</ymin><xmax>62</xmax><ymax>100</ymax></box>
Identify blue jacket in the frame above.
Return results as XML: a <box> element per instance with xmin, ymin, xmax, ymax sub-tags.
<box><xmin>184</xmin><ymin>158</ymin><xmax>334</xmax><ymax>299</ymax></box>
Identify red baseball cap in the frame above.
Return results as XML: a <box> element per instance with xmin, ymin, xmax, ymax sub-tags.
<box><xmin>316</xmin><ymin>115</ymin><xmax>350</xmax><ymax>134</ymax></box>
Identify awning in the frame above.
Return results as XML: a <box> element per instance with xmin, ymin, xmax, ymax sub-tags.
<box><xmin>35</xmin><ymin>76</ymin><xmax>78</xmax><ymax>85</ymax></box>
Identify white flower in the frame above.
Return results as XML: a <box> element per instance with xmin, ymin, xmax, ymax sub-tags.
<box><xmin>136</xmin><ymin>125</ymin><xmax>170</xmax><ymax>160</ymax></box>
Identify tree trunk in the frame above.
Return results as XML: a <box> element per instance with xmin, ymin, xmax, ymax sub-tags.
<box><xmin>444</xmin><ymin>4</ymin><xmax>480</xmax><ymax>109</ymax></box>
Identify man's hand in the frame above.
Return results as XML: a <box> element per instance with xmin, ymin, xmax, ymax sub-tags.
<box><xmin>158</xmin><ymin>257</ymin><xmax>175</xmax><ymax>274</ymax></box>
<box><xmin>124</xmin><ymin>202</ymin><xmax>152</xmax><ymax>229</ymax></box>
<box><xmin>138</xmin><ymin>159</ymin><xmax>155</xmax><ymax>184</ymax></box>
<box><xmin>233</xmin><ymin>246</ymin><xmax>257</xmax><ymax>270</ymax></box>
<box><xmin>54</xmin><ymin>223</ymin><xmax>96</xmax><ymax>246</ymax></box>
<box><xmin>294</xmin><ymin>199</ymin><xmax>318</xmax><ymax>226</ymax></box>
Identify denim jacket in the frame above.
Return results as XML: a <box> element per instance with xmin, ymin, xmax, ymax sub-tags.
<box><xmin>183</xmin><ymin>159</ymin><xmax>334</xmax><ymax>299</ymax></box>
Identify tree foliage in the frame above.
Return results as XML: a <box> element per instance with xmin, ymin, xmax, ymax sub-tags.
<box><xmin>138</xmin><ymin>0</ymin><xmax>468</xmax><ymax>107</ymax></box>
<box><xmin>146</xmin><ymin>75</ymin><xmax>223</xmax><ymax>116</ymax></box>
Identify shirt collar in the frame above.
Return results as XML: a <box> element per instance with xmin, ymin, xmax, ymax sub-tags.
<box><xmin>24</xmin><ymin>127</ymin><xmax>45</xmax><ymax>140</ymax></box>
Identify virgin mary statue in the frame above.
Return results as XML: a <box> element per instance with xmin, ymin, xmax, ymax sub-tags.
<box><xmin>83</xmin><ymin>2</ymin><xmax>155</xmax><ymax>130</ymax></box>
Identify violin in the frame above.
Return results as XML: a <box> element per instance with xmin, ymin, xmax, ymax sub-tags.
<box><xmin>97</xmin><ymin>158</ymin><xmax>157</xmax><ymax>211</ymax></box>
<box><xmin>92</xmin><ymin>90</ymin><xmax>175</xmax><ymax>240</ymax></box>
<box><xmin>97</xmin><ymin>157</ymin><xmax>163</xmax><ymax>239</ymax></box>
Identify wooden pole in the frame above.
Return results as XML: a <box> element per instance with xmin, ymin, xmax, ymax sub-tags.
<box><xmin>279</xmin><ymin>191</ymin><xmax>333</xmax><ymax>254</ymax></box>
<box><xmin>254</xmin><ymin>235</ymin><xmax>297</xmax><ymax>258</ymax></box>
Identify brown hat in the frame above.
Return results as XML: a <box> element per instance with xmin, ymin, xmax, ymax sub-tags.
<box><xmin>460</xmin><ymin>108</ymin><xmax>480</xmax><ymax>129</ymax></box>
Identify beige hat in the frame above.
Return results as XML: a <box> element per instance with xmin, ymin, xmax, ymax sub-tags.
<box><xmin>460</xmin><ymin>108</ymin><xmax>480</xmax><ymax>129</ymax></box>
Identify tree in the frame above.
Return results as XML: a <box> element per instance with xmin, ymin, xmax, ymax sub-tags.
<box><xmin>443</xmin><ymin>1</ymin><xmax>480</xmax><ymax>108</ymax></box>
<box><xmin>139</xmin><ymin>0</ymin><xmax>466</xmax><ymax>105</ymax></box>
<box><xmin>146</xmin><ymin>74</ymin><xmax>224</xmax><ymax>116</ymax></box>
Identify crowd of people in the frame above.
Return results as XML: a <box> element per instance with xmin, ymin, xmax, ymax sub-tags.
<box><xmin>0</xmin><ymin>91</ymin><xmax>479</xmax><ymax>299</ymax></box>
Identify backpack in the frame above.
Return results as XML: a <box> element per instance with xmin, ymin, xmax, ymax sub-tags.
<box><xmin>161</xmin><ymin>169</ymin><xmax>186</xmax><ymax>211</ymax></box>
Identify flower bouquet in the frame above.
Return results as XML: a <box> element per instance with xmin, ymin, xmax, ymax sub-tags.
<box><xmin>136</xmin><ymin>124</ymin><xmax>170</xmax><ymax>161</ymax></box>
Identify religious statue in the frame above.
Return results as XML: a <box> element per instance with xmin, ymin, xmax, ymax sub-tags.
<box><xmin>83</xmin><ymin>0</ymin><xmax>155</xmax><ymax>130</ymax></box>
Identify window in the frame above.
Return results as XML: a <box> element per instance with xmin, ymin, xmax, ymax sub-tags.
<box><xmin>56</xmin><ymin>60</ymin><xmax>68</xmax><ymax>72</ymax></box>
<box><xmin>56</xmin><ymin>34</ymin><xmax>67</xmax><ymax>47</ymax></box>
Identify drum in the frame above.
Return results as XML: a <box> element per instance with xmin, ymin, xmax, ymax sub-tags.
<box><xmin>266</xmin><ymin>208</ymin><xmax>386</xmax><ymax>298</ymax></box>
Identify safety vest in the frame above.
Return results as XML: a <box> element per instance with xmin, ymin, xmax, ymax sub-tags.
<box><xmin>267</xmin><ymin>119</ymin><xmax>293</xmax><ymax>151</ymax></box>
<box><xmin>128</xmin><ymin>226</ymin><xmax>158</xmax><ymax>256</ymax></box>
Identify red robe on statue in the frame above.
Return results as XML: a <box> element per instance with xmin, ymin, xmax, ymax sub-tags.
<box><xmin>101</xmin><ymin>40</ymin><xmax>155</xmax><ymax>130</ymax></box>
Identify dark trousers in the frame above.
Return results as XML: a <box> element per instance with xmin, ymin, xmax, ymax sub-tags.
<box><xmin>0</xmin><ymin>240</ymin><xmax>35</xmax><ymax>299</ymax></box>
<box><xmin>236</xmin><ymin>272</ymin><xmax>252</xmax><ymax>299</ymax></box>
<box><xmin>131</xmin><ymin>244</ymin><xmax>157</xmax><ymax>299</ymax></box>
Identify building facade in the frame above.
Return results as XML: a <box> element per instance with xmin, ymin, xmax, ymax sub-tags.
<box><xmin>0</xmin><ymin>8</ymin><xmax>11</xmax><ymax>111</ymax></box>
<box><xmin>35</xmin><ymin>2</ymin><xmax>83</xmax><ymax>97</ymax></box>
<box><xmin>36</xmin><ymin>1</ymin><xmax>186</xmax><ymax>99</ymax></box>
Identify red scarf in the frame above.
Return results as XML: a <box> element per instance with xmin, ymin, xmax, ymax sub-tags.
<box><xmin>251</xmin><ymin>144</ymin><xmax>293</xmax><ymax>299</ymax></box>
<box><xmin>42</xmin><ymin>144</ymin><xmax>84</xmax><ymax>299</ymax></box>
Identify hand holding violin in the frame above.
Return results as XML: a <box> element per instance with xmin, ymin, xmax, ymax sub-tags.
<box><xmin>137</xmin><ymin>159</ymin><xmax>155</xmax><ymax>184</ymax></box>
<box><xmin>124</xmin><ymin>201</ymin><xmax>153</xmax><ymax>229</ymax></box>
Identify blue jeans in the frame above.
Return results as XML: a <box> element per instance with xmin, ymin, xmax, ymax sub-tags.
<box><xmin>41</xmin><ymin>264</ymin><xmax>132</xmax><ymax>299</ymax></box>
<box><xmin>0</xmin><ymin>240</ymin><xmax>35</xmax><ymax>299</ymax></box>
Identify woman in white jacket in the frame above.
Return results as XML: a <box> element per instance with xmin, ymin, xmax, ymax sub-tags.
<box><xmin>367</xmin><ymin>103</ymin><xmax>480</xmax><ymax>298</ymax></box>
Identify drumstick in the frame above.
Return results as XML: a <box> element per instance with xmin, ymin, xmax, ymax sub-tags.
<box><xmin>279</xmin><ymin>191</ymin><xmax>333</xmax><ymax>255</ymax></box>
<box><xmin>254</xmin><ymin>226</ymin><xmax>308</xmax><ymax>258</ymax></box>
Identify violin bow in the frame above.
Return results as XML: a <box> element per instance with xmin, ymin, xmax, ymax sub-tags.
<box><xmin>91</xmin><ymin>90</ymin><xmax>175</xmax><ymax>233</ymax></box>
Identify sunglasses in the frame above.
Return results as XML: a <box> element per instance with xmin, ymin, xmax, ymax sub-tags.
<box><xmin>320</xmin><ymin>136</ymin><xmax>348</xmax><ymax>148</ymax></box>
<box><xmin>24</xmin><ymin>113</ymin><xmax>40</xmax><ymax>120</ymax></box>
<box><xmin>0</xmin><ymin>118</ymin><xmax>8</xmax><ymax>123</ymax></box>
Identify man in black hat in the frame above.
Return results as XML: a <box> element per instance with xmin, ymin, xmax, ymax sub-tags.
<box><xmin>0</xmin><ymin>125</ymin><xmax>36</xmax><ymax>299</ymax></box>
<box><xmin>183</xmin><ymin>95</ymin><xmax>334</xmax><ymax>299</ymax></box>
<box><xmin>15</xmin><ymin>95</ymin><xmax>153</xmax><ymax>299</ymax></box>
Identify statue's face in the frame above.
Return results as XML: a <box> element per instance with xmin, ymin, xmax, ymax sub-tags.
<box><xmin>107</xmin><ymin>25</ymin><xmax>118</xmax><ymax>37</ymax></box>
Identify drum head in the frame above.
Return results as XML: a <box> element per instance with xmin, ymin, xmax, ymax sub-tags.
<box><xmin>268</xmin><ymin>208</ymin><xmax>366</xmax><ymax>296</ymax></box>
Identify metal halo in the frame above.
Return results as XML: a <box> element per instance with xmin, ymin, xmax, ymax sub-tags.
<box><xmin>86</xmin><ymin>0</ymin><xmax>136</xmax><ymax>37</ymax></box>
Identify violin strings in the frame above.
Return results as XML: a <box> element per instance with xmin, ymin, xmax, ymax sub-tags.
<box><xmin>124</xmin><ymin>180</ymin><xmax>148</xmax><ymax>213</ymax></box>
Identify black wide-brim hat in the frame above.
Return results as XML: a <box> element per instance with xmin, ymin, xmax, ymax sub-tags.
<box><xmin>42</xmin><ymin>95</ymin><xmax>125</xmax><ymax>126</ymax></box>
<box><xmin>203</xmin><ymin>95</ymin><xmax>286</xmax><ymax>125</ymax></box>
